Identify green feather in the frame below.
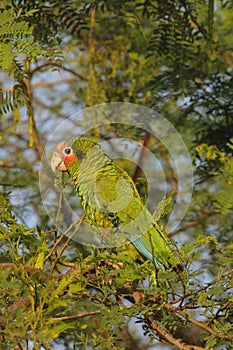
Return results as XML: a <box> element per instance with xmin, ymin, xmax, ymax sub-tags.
<box><xmin>66</xmin><ymin>137</ymin><xmax>178</xmax><ymax>269</ymax></box>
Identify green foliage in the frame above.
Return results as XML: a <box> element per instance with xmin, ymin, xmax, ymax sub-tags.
<box><xmin>196</xmin><ymin>142</ymin><xmax>233</xmax><ymax>214</ymax></box>
<box><xmin>1</xmin><ymin>189</ymin><xmax>233</xmax><ymax>349</ymax></box>
<box><xmin>0</xmin><ymin>7</ymin><xmax>38</xmax><ymax>114</ymax></box>
<box><xmin>1</xmin><ymin>0</ymin><xmax>233</xmax><ymax>349</ymax></box>
<box><xmin>0</xmin><ymin>1</ymin><xmax>89</xmax><ymax>115</ymax></box>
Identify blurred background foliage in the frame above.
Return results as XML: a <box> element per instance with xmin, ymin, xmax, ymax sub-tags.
<box><xmin>0</xmin><ymin>0</ymin><xmax>233</xmax><ymax>349</ymax></box>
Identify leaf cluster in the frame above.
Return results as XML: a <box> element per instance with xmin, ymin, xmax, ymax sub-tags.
<box><xmin>1</xmin><ymin>0</ymin><xmax>233</xmax><ymax>349</ymax></box>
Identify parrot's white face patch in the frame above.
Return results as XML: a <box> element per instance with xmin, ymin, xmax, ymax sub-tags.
<box><xmin>51</xmin><ymin>152</ymin><xmax>67</xmax><ymax>172</ymax></box>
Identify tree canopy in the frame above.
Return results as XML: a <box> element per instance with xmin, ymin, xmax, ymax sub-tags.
<box><xmin>0</xmin><ymin>1</ymin><xmax>233</xmax><ymax>349</ymax></box>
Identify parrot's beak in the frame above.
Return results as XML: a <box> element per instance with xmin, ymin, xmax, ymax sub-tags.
<box><xmin>51</xmin><ymin>152</ymin><xmax>67</xmax><ymax>172</ymax></box>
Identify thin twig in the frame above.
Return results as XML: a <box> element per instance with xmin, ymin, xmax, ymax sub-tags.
<box><xmin>1</xmin><ymin>78</ymin><xmax>78</xmax><ymax>92</ymax></box>
<box><xmin>54</xmin><ymin>188</ymin><xmax>64</xmax><ymax>256</ymax></box>
<box><xmin>50</xmin><ymin>213</ymin><xmax>85</xmax><ymax>273</ymax></box>
<box><xmin>148</xmin><ymin>316</ymin><xmax>206</xmax><ymax>350</ymax></box>
<box><xmin>45</xmin><ymin>213</ymin><xmax>85</xmax><ymax>262</ymax></box>
<box><xmin>164</xmin><ymin>302</ymin><xmax>233</xmax><ymax>342</ymax></box>
<box><xmin>52</xmin><ymin>310</ymin><xmax>101</xmax><ymax>321</ymax></box>
<box><xmin>206</xmin><ymin>299</ymin><xmax>233</xmax><ymax>327</ymax></box>
<box><xmin>169</xmin><ymin>212</ymin><xmax>216</xmax><ymax>237</ymax></box>
<box><xmin>33</xmin><ymin>97</ymin><xmax>68</xmax><ymax>119</ymax></box>
<box><xmin>32</xmin><ymin>62</ymin><xmax>87</xmax><ymax>80</ymax></box>
<box><xmin>58</xmin><ymin>261</ymin><xmax>77</xmax><ymax>268</ymax></box>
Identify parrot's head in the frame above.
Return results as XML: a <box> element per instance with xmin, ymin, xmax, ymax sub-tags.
<box><xmin>51</xmin><ymin>142</ymin><xmax>77</xmax><ymax>173</ymax></box>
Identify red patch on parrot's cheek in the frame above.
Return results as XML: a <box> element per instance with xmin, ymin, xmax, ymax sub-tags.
<box><xmin>64</xmin><ymin>154</ymin><xmax>77</xmax><ymax>166</ymax></box>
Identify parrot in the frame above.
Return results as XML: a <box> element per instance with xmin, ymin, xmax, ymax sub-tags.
<box><xmin>51</xmin><ymin>137</ymin><xmax>178</xmax><ymax>270</ymax></box>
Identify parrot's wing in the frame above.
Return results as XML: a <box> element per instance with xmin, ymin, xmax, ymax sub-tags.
<box><xmin>95</xmin><ymin>164</ymin><xmax>145</xmax><ymax>218</ymax></box>
<box><xmin>95</xmin><ymin>165</ymin><xmax>174</xmax><ymax>268</ymax></box>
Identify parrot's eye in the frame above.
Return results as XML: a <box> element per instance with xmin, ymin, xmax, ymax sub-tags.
<box><xmin>63</xmin><ymin>147</ymin><xmax>72</xmax><ymax>155</ymax></box>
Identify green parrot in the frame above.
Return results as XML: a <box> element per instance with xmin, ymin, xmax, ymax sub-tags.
<box><xmin>51</xmin><ymin>137</ymin><xmax>178</xmax><ymax>270</ymax></box>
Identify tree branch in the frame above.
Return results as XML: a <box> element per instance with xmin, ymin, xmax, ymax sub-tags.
<box><xmin>50</xmin><ymin>214</ymin><xmax>84</xmax><ymax>272</ymax></box>
<box><xmin>45</xmin><ymin>213</ymin><xmax>85</xmax><ymax>264</ymax></box>
<box><xmin>157</xmin><ymin>140</ymin><xmax>178</xmax><ymax>195</ymax></box>
<box><xmin>1</xmin><ymin>260</ymin><xmax>232</xmax><ymax>347</ymax></box>
<box><xmin>133</xmin><ymin>132</ymin><xmax>150</xmax><ymax>185</ymax></box>
<box><xmin>148</xmin><ymin>316</ymin><xmax>206</xmax><ymax>350</ymax></box>
<box><xmin>52</xmin><ymin>310</ymin><xmax>101</xmax><ymax>321</ymax></box>
<box><xmin>164</xmin><ymin>302</ymin><xmax>233</xmax><ymax>342</ymax></box>
<box><xmin>24</xmin><ymin>58</ymin><xmax>44</xmax><ymax>158</ymax></box>
<box><xmin>206</xmin><ymin>298</ymin><xmax>233</xmax><ymax>326</ymax></box>
<box><xmin>31</xmin><ymin>62</ymin><xmax>87</xmax><ymax>81</ymax></box>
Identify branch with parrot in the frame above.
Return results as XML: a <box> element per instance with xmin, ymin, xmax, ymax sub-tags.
<box><xmin>51</xmin><ymin>137</ymin><xmax>181</xmax><ymax>272</ymax></box>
